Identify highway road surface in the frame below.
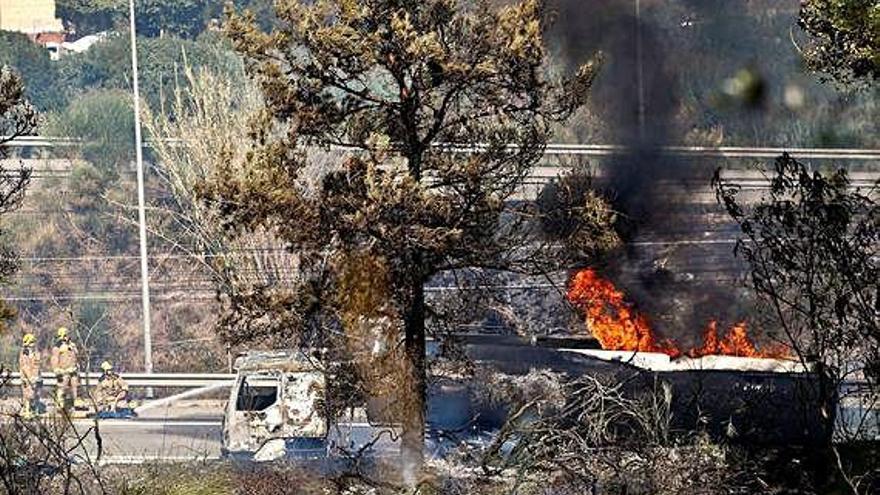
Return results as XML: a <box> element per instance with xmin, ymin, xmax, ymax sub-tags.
<box><xmin>74</xmin><ymin>417</ymin><xmax>223</xmax><ymax>464</ymax></box>
<box><xmin>11</xmin><ymin>401</ymin><xmax>229</xmax><ymax>464</ymax></box>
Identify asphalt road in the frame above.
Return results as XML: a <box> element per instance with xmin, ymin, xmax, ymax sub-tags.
<box><xmin>0</xmin><ymin>401</ymin><xmax>230</xmax><ymax>464</ymax></box>
<box><xmin>72</xmin><ymin>416</ymin><xmax>223</xmax><ymax>463</ymax></box>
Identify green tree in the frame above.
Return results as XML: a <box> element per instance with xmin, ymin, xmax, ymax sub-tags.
<box><xmin>206</xmin><ymin>0</ymin><xmax>276</xmax><ymax>31</ymax></box>
<box><xmin>58</xmin><ymin>0</ymin><xmax>277</xmax><ymax>38</ymax></box>
<box><xmin>56</xmin><ymin>0</ymin><xmax>126</xmax><ymax>36</ymax></box>
<box><xmin>44</xmin><ymin>89</ymin><xmax>134</xmax><ymax>174</ymax></box>
<box><xmin>56</xmin><ymin>33</ymin><xmax>130</xmax><ymax>93</ymax></box>
<box><xmin>42</xmin><ymin>89</ymin><xmax>138</xmax><ymax>253</ymax></box>
<box><xmin>58</xmin><ymin>0</ymin><xmax>208</xmax><ymax>39</ymax></box>
<box><xmin>57</xmin><ymin>34</ymin><xmax>242</xmax><ymax>115</ymax></box>
<box><xmin>799</xmin><ymin>0</ymin><xmax>880</xmax><ymax>84</ymax></box>
<box><xmin>135</xmin><ymin>35</ymin><xmax>242</xmax><ymax>111</ymax></box>
<box><xmin>215</xmin><ymin>0</ymin><xmax>603</xmax><ymax>469</ymax></box>
<box><xmin>0</xmin><ymin>31</ymin><xmax>63</xmax><ymax>111</ymax></box>
<box><xmin>136</xmin><ymin>0</ymin><xmax>208</xmax><ymax>39</ymax></box>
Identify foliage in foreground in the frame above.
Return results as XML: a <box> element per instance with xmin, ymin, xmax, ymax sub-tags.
<box><xmin>714</xmin><ymin>154</ymin><xmax>879</xmax><ymax>400</ymax></box>
<box><xmin>799</xmin><ymin>0</ymin><xmax>880</xmax><ymax>85</ymax></box>
<box><xmin>714</xmin><ymin>153</ymin><xmax>880</xmax><ymax>490</ymax></box>
<box><xmin>0</xmin><ymin>367</ymin><xmax>874</xmax><ymax>494</ymax></box>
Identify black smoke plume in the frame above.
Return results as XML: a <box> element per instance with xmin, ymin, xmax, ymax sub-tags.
<box><xmin>548</xmin><ymin>0</ymin><xmax>749</xmax><ymax>344</ymax></box>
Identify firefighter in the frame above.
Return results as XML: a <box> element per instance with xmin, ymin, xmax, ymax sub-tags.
<box><xmin>18</xmin><ymin>333</ymin><xmax>41</xmax><ymax>418</ymax></box>
<box><xmin>95</xmin><ymin>361</ymin><xmax>129</xmax><ymax>413</ymax></box>
<box><xmin>50</xmin><ymin>327</ymin><xmax>79</xmax><ymax>409</ymax></box>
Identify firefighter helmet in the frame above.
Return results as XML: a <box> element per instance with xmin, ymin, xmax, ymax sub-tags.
<box><xmin>22</xmin><ymin>333</ymin><xmax>36</xmax><ymax>346</ymax></box>
<box><xmin>56</xmin><ymin>327</ymin><xmax>68</xmax><ymax>339</ymax></box>
<box><xmin>100</xmin><ymin>361</ymin><xmax>113</xmax><ymax>372</ymax></box>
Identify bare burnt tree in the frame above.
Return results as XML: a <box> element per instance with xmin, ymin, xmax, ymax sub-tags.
<box><xmin>0</xmin><ymin>411</ymin><xmax>108</xmax><ymax>495</ymax></box>
<box><xmin>210</xmin><ymin>0</ymin><xmax>611</xmax><ymax>471</ymax></box>
<box><xmin>0</xmin><ymin>67</ymin><xmax>34</xmax><ymax>333</ymax></box>
<box><xmin>536</xmin><ymin>159</ymin><xmax>619</xmax><ymax>264</ymax></box>
<box><xmin>713</xmin><ymin>154</ymin><xmax>879</xmax><ymax>436</ymax></box>
<box><xmin>0</xmin><ymin>67</ymin><xmax>36</xmax><ymax>155</ymax></box>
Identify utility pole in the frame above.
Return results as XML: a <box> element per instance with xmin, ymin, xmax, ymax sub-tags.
<box><xmin>128</xmin><ymin>0</ymin><xmax>154</xmax><ymax>396</ymax></box>
<box><xmin>635</xmin><ymin>0</ymin><xmax>646</xmax><ymax>141</ymax></box>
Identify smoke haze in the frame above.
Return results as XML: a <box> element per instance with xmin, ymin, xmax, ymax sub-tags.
<box><xmin>548</xmin><ymin>0</ymin><xmax>750</xmax><ymax>345</ymax></box>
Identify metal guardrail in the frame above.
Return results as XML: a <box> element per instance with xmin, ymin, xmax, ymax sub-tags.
<box><xmin>6</xmin><ymin>372</ymin><xmax>864</xmax><ymax>390</ymax></box>
<box><xmin>3</xmin><ymin>136</ymin><xmax>81</xmax><ymax>147</ymax></box>
<box><xmin>5</xmin><ymin>136</ymin><xmax>880</xmax><ymax>160</ymax></box>
<box><xmin>3</xmin><ymin>372</ymin><xmax>234</xmax><ymax>388</ymax></box>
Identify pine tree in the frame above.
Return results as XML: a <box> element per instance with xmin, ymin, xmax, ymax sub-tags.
<box><xmin>214</xmin><ymin>0</ymin><xmax>606</xmax><ymax>469</ymax></box>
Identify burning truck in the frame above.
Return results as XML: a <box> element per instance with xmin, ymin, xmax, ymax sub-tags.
<box><xmin>463</xmin><ymin>345</ymin><xmax>833</xmax><ymax>448</ymax></box>
<box><xmin>221</xmin><ymin>269</ymin><xmax>835</xmax><ymax>461</ymax></box>
<box><xmin>465</xmin><ymin>268</ymin><xmax>834</xmax><ymax>446</ymax></box>
<box><xmin>222</xmin><ymin>350</ymin><xmax>833</xmax><ymax>462</ymax></box>
<box><xmin>557</xmin><ymin>267</ymin><xmax>835</xmax><ymax>445</ymax></box>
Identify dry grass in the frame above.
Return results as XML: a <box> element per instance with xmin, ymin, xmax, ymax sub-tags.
<box><xmin>111</xmin><ymin>463</ymin><xmax>336</xmax><ymax>495</ymax></box>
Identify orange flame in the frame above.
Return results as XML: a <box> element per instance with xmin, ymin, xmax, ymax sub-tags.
<box><xmin>567</xmin><ymin>268</ymin><xmax>789</xmax><ymax>359</ymax></box>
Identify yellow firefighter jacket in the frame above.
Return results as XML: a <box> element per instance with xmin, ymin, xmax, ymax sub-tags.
<box><xmin>51</xmin><ymin>341</ymin><xmax>79</xmax><ymax>374</ymax></box>
<box><xmin>18</xmin><ymin>348</ymin><xmax>41</xmax><ymax>383</ymax></box>
<box><xmin>97</xmin><ymin>373</ymin><xmax>128</xmax><ymax>399</ymax></box>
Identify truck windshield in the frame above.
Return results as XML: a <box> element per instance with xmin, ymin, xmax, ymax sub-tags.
<box><xmin>235</xmin><ymin>375</ymin><xmax>279</xmax><ymax>411</ymax></box>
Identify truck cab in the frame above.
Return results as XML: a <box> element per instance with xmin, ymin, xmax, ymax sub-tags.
<box><xmin>221</xmin><ymin>351</ymin><xmax>328</xmax><ymax>461</ymax></box>
<box><xmin>222</xmin><ymin>350</ymin><xmax>402</xmax><ymax>462</ymax></box>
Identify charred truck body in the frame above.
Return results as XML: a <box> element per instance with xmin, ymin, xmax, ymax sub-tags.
<box><xmin>222</xmin><ymin>351</ymin><xmax>400</xmax><ymax>462</ymax></box>
<box><xmin>222</xmin><ymin>346</ymin><xmax>834</xmax><ymax>461</ymax></box>
<box><xmin>470</xmin><ymin>345</ymin><xmax>834</xmax><ymax>447</ymax></box>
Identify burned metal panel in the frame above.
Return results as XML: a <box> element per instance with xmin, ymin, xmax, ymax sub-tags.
<box><xmin>463</xmin><ymin>345</ymin><xmax>834</xmax><ymax>446</ymax></box>
<box><xmin>233</xmin><ymin>350</ymin><xmax>319</xmax><ymax>373</ymax></box>
<box><xmin>283</xmin><ymin>371</ymin><xmax>326</xmax><ymax>437</ymax></box>
<box><xmin>654</xmin><ymin>370</ymin><xmax>835</xmax><ymax>446</ymax></box>
<box><xmin>223</xmin><ymin>367</ymin><xmax>327</xmax><ymax>455</ymax></box>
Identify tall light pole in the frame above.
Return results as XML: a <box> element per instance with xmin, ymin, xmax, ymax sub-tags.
<box><xmin>635</xmin><ymin>0</ymin><xmax>646</xmax><ymax>141</ymax></box>
<box><xmin>128</xmin><ymin>0</ymin><xmax>153</xmax><ymax>393</ymax></box>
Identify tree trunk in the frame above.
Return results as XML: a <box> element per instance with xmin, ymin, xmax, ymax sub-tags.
<box><xmin>401</xmin><ymin>280</ymin><xmax>427</xmax><ymax>482</ymax></box>
<box><xmin>401</xmin><ymin>120</ymin><xmax>426</xmax><ymax>482</ymax></box>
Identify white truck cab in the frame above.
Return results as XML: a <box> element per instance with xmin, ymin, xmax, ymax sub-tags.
<box><xmin>222</xmin><ymin>351</ymin><xmax>328</xmax><ymax>461</ymax></box>
<box><xmin>221</xmin><ymin>350</ymin><xmax>401</xmax><ymax>461</ymax></box>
